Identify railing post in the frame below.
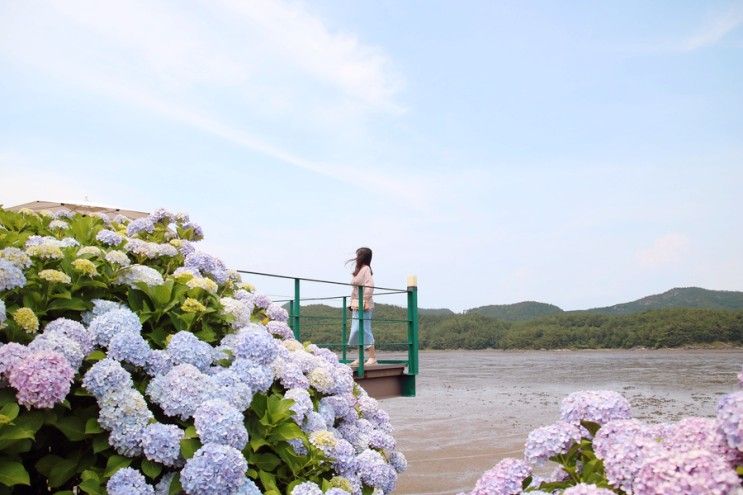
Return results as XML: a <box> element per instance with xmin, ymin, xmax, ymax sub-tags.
<box><xmin>407</xmin><ymin>276</ymin><xmax>419</xmax><ymax>375</ymax></box>
<box><xmin>287</xmin><ymin>300</ymin><xmax>294</xmax><ymax>331</ymax></box>
<box><xmin>357</xmin><ymin>286</ymin><xmax>365</xmax><ymax>378</ymax></box>
<box><xmin>342</xmin><ymin>296</ymin><xmax>348</xmax><ymax>363</ymax></box>
<box><xmin>293</xmin><ymin>278</ymin><xmax>301</xmax><ymax>340</ymax></box>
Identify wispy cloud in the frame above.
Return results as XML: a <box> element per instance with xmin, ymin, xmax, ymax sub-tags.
<box><xmin>0</xmin><ymin>1</ymin><xmax>413</xmax><ymax>200</ymax></box>
<box><xmin>680</xmin><ymin>2</ymin><xmax>743</xmax><ymax>51</ymax></box>
<box><xmin>636</xmin><ymin>233</ymin><xmax>690</xmax><ymax>267</ymax></box>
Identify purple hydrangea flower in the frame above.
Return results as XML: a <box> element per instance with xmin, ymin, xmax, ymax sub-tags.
<box><xmin>291</xmin><ymin>482</ymin><xmax>323</xmax><ymax>495</ymax></box>
<box><xmin>180</xmin><ymin>443</ymin><xmax>248</xmax><ymax>495</ymax></box>
<box><xmin>43</xmin><ymin>318</ymin><xmax>95</xmax><ymax>355</ymax></box>
<box><xmin>108</xmin><ymin>331</ymin><xmax>151</xmax><ymax>367</ymax></box>
<box><xmin>389</xmin><ymin>451</ymin><xmax>408</xmax><ymax>473</ymax></box>
<box><xmin>562</xmin><ymin>484</ymin><xmax>616</xmax><ymax>495</ymax></box>
<box><xmin>83</xmin><ymin>358</ymin><xmax>134</xmax><ymax>399</ymax></box>
<box><xmin>28</xmin><ymin>332</ymin><xmax>84</xmax><ymax>369</ymax></box>
<box><xmin>593</xmin><ymin>418</ymin><xmax>657</xmax><ymax>460</ymax></box>
<box><xmin>253</xmin><ymin>293</ymin><xmax>272</xmax><ymax>309</ymax></box>
<box><xmin>0</xmin><ymin>343</ymin><xmax>30</xmax><ymax>382</ymax></box>
<box><xmin>126</xmin><ymin>217</ymin><xmax>155</xmax><ymax>236</ymax></box>
<box><xmin>717</xmin><ymin>391</ymin><xmax>743</xmax><ymax>452</ymax></box>
<box><xmin>275</xmin><ymin>359</ymin><xmax>309</xmax><ymax>390</ymax></box>
<box><xmin>266</xmin><ymin>303</ymin><xmax>289</xmax><ymax>322</ymax></box>
<box><xmin>96</xmin><ymin>229</ymin><xmax>124</xmax><ymax>246</ymax></box>
<box><xmin>141</xmin><ymin>423</ymin><xmax>184</xmax><ymax>466</ymax></box>
<box><xmin>633</xmin><ymin>449</ymin><xmax>740</xmax><ymax>495</ymax></box>
<box><xmin>150</xmin><ymin>208</ymin><xmax>175</xmax><ymax>223</ymax></box>
<box><xmin>166</xmin><ymin>331</ymin><xmax>213</xmax><ymax>371</ymax></box>
<box><xmin>146</xmin><ymin>364</ymin><xmax>218</xmax><ymax>420</ymax></box>
<box><xmin>663</xmin><ymin>417</ymin><xmax>738</xmax><ymax>464</ymax></box>
<box><xmin>89</xmin><ymin>308</ymin><xmax>142</xmax><ymax>347</ymax></box>
<box><xmin>184</xmin><ymin>251</ymin><xmax>228</xmax><ymax>284</ymax></box>
<box><xmin>193</xmin><ymin>399</ymin><xmax>249</xmax><ymax>450</ymax></box>
<box><xmin>302</xmin><ymin>412</ymin><xmax>329</xmax><ymax>433</ymax></box>
<box><xmin>471</xmin><ymin>458</ymin><xmax>531</xmax><ymax>495</ymax></box>
<box><xmin>107</xmin><ymin>467</ymin><xmax>154</xmax><ymax>495</ymax></box>
<box><xmin>368</xmin><ymin>429</ymin><xmax>396</xmax><ymax>451</ymax></box>
<box><xmin>0</xmin><ymin>259</ymin><xmax>26</xmax><ymax>291</ymax></box>
<box><xmin>601</xmin><ymin>435</ymin><xmax>665</xmax><ymax>492</ymax></box>
<box><xmin>560</xmin><ymin>390</ymin><xmax>631</xmax><ymax>425</ymax></box>
<box><xmin>181</xmin><ymin>221</ymin><xmax>204</xmax><ymax>240</ymax></box>
<box><xmin>230</xmin><ymin>358</ymin><xmax>274</xmax><ymax>393</ymax></box>
<box><xmin>9</xmin><ymin>351</ymin><xmax>74</xmax><ymax>409</ymax></box>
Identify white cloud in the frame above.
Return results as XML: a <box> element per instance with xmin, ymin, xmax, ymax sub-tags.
<box><xmin>636</xmin><ymin>233</ymin><xmax>690</xmax><ymax>267</ymax></box>
<box><xmin>681</xmin><ymin>3</ymin><xmax>743</xmax><ymax>51</ymax></box>
<box><xmin>0</xmin><ymin>0</ymin><xmax>412</xmax><ymax>200</ymax></box>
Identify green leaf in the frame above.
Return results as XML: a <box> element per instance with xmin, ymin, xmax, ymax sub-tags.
<box><xmin>52</xmin><ymin>415</ymin><xmax>87</xmax><ymax>441</ymax></box>
<box><xmin>47</xmin><ymin>298</ymin><xmax>90</xmax><ymax>311</ymax></box>
<box><xmin>36</xmin><ymin>455</ymin><xmax>78</xmax><ymax>488</ymax></box>
<box><xmin>0</xmin><ymin>403</ymin><xmax>19</xmax><ymax>426</ymax></box>
<box><xmin>85</xmin><ymin>350</ymin><xmax>106</xmax><ymax>362</ymax></box>
<box><xmin>0</xmin><ymin>425</ymin><xmax>34</xmax><ymax>442</ymax></box>
<box><xmin>104</xmin><ymin>455</ymin><xmax>132</xmax><ymax>478</ymax></box>
<box><xmin>78</xmin><ymin>479</ymin><xmax>104</xmax><ymax>495</ymax></box>
<box><xmin>140</xmin><ymin>460</ymin><xmax>162</xmax><ymax>479</ymax></box>
<box><xmin>258</xmin><ymin>470</ymin><xmax>279</xmax><ymax>494</ymax></box>
<box><xmin>269</xmin><ymin>422</ymin><xmax>303</xmax><ymax>442</ymax></box>
<box><xmin>84</xmin><ymin>418</ymin><xmax>102</xmax><ymax>434</ymax></box>
<box><xmin>92</xmin><ymin>434</ymin><xmax>109</xmax><ymax>454</ymax></box>
<box><xmin>580</xmin><ymin>420</ymin><xmax>601</xmax><ymax>437</ymax></box>
<box><xmin>183</xmin><ymin>425</ymin><xmax>198</xmax><ymax>439</ymax></box>
<box><xmin>0</xmin><ymin>459</ymin><xmax>30</xmax><ymax>487</ymax></box>
<box><xmin>248</xmin><ymin>453</ymin><xmax>281</xmax><ymax>472</ymax></box>
<box><xmin>168</xmin><ymin>474</ymin><xmax>182</xmax><ymax>495</ymax></box>
<box><xmin>180</xmin><ymin>438</ymin><xmax>201</xmax><ymax>460</ymax></box>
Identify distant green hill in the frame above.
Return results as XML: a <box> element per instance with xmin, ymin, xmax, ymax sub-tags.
<box><xmin>584</xmin><ymin>287</ymin><xmax>743</xmax><ymax>315</ymax></box>
<box><xmin>466</xmin><ymin>301</ymin><xmax>563</xmax><ymax>321</ymax></box>
<box><xmin>419</xmin><ymin>308</ymin><xmax>455</xmax><ymax>316</ymax></box>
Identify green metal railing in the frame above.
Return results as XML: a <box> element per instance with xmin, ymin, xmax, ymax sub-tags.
<box><xmin>237</xmin><ymin>270</ymin><xmax>419</xmax><ymax>394</ymax></box>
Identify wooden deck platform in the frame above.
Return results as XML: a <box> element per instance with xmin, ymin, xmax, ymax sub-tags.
<box><xmin>351</xmin><ymin>363</ymin><xmax>414</xmax><ymax>399</ymax></box>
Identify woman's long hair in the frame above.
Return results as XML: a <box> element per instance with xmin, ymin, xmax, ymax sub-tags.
<box><xmin>347</xmin><ymin>247</ymin><xmax>373</xmax><ymax>276</ymax></box>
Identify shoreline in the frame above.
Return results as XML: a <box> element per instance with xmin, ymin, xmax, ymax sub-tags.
<box><xmin>415</xmin><ymin>344</ymin><xmax>743</xmax><ymax>352</ymax></box>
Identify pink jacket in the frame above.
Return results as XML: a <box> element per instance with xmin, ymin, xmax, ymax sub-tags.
<box><xmin>350</xmin><ymin>265</ymin><xmax>374</xmax><ymax>310</ymax></box>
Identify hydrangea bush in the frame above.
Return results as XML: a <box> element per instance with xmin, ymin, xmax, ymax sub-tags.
<box><xmin>0</xmin><ymin>207</ymin><xmax>406</xmax><ymax>494</ymax></box>
<box><xmin>459</xmin><ymin>386</ymin><xmax>743</xmax><ymax>494</ymax></box>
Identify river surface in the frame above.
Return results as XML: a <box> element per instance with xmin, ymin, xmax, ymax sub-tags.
<box><xmin>380</xmin><ymin>349</ymin><xmax>743</xmax><ymax>495</ymax></box>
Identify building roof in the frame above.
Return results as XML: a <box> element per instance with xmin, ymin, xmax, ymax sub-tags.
<box><xmin>6</xmin><ymin>200</ymin><xmax>149</xmax><ymax>219</ymax></box>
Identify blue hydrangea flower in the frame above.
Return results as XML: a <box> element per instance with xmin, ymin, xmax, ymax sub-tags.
<box><xmin>28</xmin><ymin>332</ymin><xmax>85</xmax><ymax>370</ymax></box>
<box><xmin>325</xmin><ymin>489</ymin><xmax>351</xmax><ymax>495</ymax></box>
<box><xmin>230</xmin><ymin>358</ymin><xmax>274</xmax><ymax>393</ymax></box>
<box><xmin>253</xmin><ymin>293</ymin><xmax>271</xmax><ymax>309</ymax></box>
<box><xmin>147</xmin><ymin>364</ymin><xmax>218</xmax><ymax>420</ymax></box>
<box><xmin>107</xmin><ymin>467</ymin><xmax>154</xmax><ymax>495</ymax></box>
<box><xmin>234</xmin><ymin>478</ymin><xmax>262</xmax><ymax>495</ymax></box>
<box><xmin>275</xmin><ymin>359</ymin><xmax>309</xmax><ymax>390</ymax></box>
<box><xmin>166</xmin><ymin>331</ymin><xmax>213</xmax><ymax>371</ymax></box>
<box><xmin>193</xmin><ymin>399</ymin><xmax>249</xmax><ymax>450</ymax></box>
<box><xmin>108</xmin><ymin>331</ymin><xmax>151</xmax><ymax>367</ymax></box>
<box><xmin>43</xmin><ymin>318</ymin><xmax>95</xmax><ymax>355</ymax></box>
<box><xmin>180</xmin><ymin>443</ymin><xmax>248</xmax><ymax>495</ymax></box>
<box><xmin>89</xmin><ymin>308</ymin><xmax>142</xmax><ymax>347</ymax></box>
<box><xmin>389</xmin><ymin>451</ymin><xmax>408</xmax><ymax>473</ymax></box>
<box><xmin>266</xmin><ymin>303</ymin><xmax>288</xmax><ymax>322</ymax></box>
<box><xmin>184</xmin><ymin>251</ymin><xmax>228</xmax><ymax>284</ymax></box>
<box><xmin>0</xmin><ymin>259</ymin><xmax>26</xmax><ymax>291</ymax></box>
<box><xmin>355</xmin><ymin>449</ymin><xmax>398</xmax><ymax>493</ymax></box>
<box><xmin>96</xmin><ymin>229</ymin><xmax>124</xmax><ymax>246</ymax></box>
<box><xmin>285</xmin><ymin>388</ymin><xmax>313</xmax><ymax>423</ymax></box>
<box><xmin>717</xmin><ymin>391</ymin><xmax>743</xmax><ymax>452</ymax></box>
<box><xmin>145</xmin><ymin>350</ymin><xmax>173</xmax><ymax>377</ymax></box>
<box><xmin>212</xmin><ymin>369</ymin><xmax>254</xmax><ymax>411</ymax></box>
<box><xmin>302</xmin><ymin>412</ymin><xmax>329</xmax><ymax>433</ymax></box>
<box><xmin>290</xmin><ymin>481</ymin><xmax>323</xmax><ymax>495</ymax></box>
<box><xmin>150</xmin><ymin>208</ymin><xmax>175</xmax><ymax>223</ymax></box>
<box><xmin>267</xmin><ymin>321</ymin><xmax>294</xmax><ymax>340</ymax></box>
<box><xmin>83</xmin><ymin>358</ymin><xmax>133</xmax><ymax>399</ymax></box>
<box><xmin>141</xmin><ymin>423</ymin><xmax>184</xmax><ymax>466</ymax></box>
<box><xmin>127</xmin><ymin>217</ymin><xmax>155</xmax><ymax>236</ymax></box>
<box><xmin>368</xmin><ymin>430</ymin><xmax>396</xmax><ymax>451</ymax></box>
<box><xmin>97</xmin><ymin>388</ymin><xmax>153</xmax><ymax>432</ymax></box>
<box><xmin>81</xmin><ymin>299</ymin><xmax>126</xmax><ymax>325</ymax></box>
<box><xmin>232</xmin><ymin>326</ymin><xmax>278</xmax><ymax>365</ymax></box>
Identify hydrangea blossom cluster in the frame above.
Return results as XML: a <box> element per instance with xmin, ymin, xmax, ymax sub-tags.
<box><xmin>470</xmin><ymin>458</ymin><xmax>531</xmax><ymax>495</ymax></box>
<box><xmin>524</xmin><ymin>421</ymin><xmax>583</xmax><ymax>465</ymax></box>
<box><xmin>560</xmin><ymin>390</ymin><xmax>632</xmax><ymax>425</ymax></box>
<box><xmin>0</xmin><ymin>206</ymin><xmax>407</xmax><ymax>495</ymax></box>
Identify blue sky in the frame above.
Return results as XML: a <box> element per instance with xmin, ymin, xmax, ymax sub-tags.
<box><xmin>1</xmin><ymin>0</ymin><xmax>741</xmax><ymax>311</ymax></box>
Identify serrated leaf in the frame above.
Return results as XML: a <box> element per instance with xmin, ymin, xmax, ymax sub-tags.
<box><xmin>84</xmin><ymin>418</ymin><xmax>102</xmax><ymax>434</ymax></box>
<box><xmin>140</xmin><ymin>460</ymin><xmax>162</xmax><ymax>479</ymax></box>
<box><xmin>104</xmin><ymin>455</ymin><xmax>131</xmax><ymax>478</ymax></box>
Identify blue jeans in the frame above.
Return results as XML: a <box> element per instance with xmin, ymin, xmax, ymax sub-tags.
<box><xmin>348</xmin><ymin>310</ymin><xmax>374</xmax><ymax>346</ymax></box>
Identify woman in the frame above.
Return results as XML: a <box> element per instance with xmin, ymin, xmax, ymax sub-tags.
<box><xmin>347</xmin><ymin>247</ymin><xmax>376</xmax><ymax>366</ymax></box>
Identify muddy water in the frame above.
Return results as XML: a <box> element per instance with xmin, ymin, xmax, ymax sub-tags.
<box><xmin>381</xmin><ymin>349</ymin><xmax>743</xmax><ymax>495</ymax></box>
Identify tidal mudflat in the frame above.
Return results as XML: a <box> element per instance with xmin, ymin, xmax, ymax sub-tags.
<box><xmin>382</xmin><ymin>349</ymin><xmax>743</xmax><ymax>495</ymax></box>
